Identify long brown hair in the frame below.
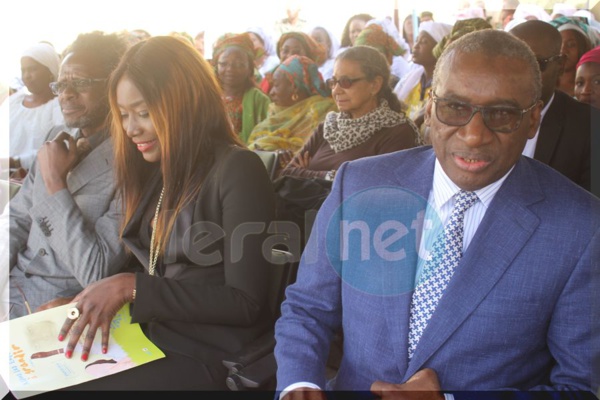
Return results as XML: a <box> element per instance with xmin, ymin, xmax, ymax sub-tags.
<box><xmin>108</xmin><ymin>35</ymin><xmax>242</xmax><ymax>252</ymax></box>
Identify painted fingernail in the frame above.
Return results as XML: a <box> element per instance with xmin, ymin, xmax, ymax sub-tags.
<box><xmin>81</xmin><ymin>353</ymin><xmax>88</xmax><ymax>362</ymax></box>
<box><xmin>65</xmin><ymin>350</ymin><xmax>72</xmax><ymax>359</ymax></box>
<box><xmin>58</xmin><ymin>334</ymin><xmax>64</xmax><ymax>341</ymax></box>
<box><xmin>102</xmin><ymin>347</ymin><xmax>107</xmax><ymax>354</ymax></box>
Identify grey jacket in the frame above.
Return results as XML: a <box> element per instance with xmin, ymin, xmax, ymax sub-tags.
<box><xmin>6</xmin><ymin>126</ymin><xmax>127</xmax><ymax>318</ymax></box>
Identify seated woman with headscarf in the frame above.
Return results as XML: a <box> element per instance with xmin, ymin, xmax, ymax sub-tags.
<box><xmin>364</xmin><ymin>18</ymin><xmax>412</xmax><ymax>73</ymax></box>
<box><xmin>575</xmin><ymin>45</ymin><xmax>600</xmax><ymax>108</ymax></box>
<box><xmin>308</xmin><ymin>25</ymin><xmax>341</xmax><ymax>81</ymax></box>
<box><xmin>550</xmin><ymin>16</ymin><xmax>599</xmax><ymax>97</ymax></box>
<box><xmin>211</xmin><ymin>33</ymin><xmax>271</xmax><ymax>144</ymax></box>
<box><xmin>393</xmin><ymin>20</ymin><xmax>453</xmax><ymax>130</ymax></box>
<box><xmin>353</xmin><ymin>23</ymin><xmax>406</xmax><ymax>89</ymax></box>
<box><xmin>246</xmin><ymin>27</ymin><xmax>280</xmax><ymax>82</ymax></box>
<box><xmin>259</xmin><ymin>31</ymin><xmax>327</xmax><ymax>94</ymax></box>
<box><xmin>3</xmin><ymin>42</ymin><xmax>67</xmax><ymax>176</ymax></box>
<box><xmin>247</xmin><ymin>55</ymin><xmax>337</xmax><ymax>154</ymax></box>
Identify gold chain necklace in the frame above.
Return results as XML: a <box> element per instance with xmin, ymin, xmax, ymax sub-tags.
<box><xmin>148</xmin><ymin>186</ymin><xmax>165</xmax><ymax>276</ymax></box>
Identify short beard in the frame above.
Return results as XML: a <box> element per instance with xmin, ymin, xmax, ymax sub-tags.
<box><xmin>65</xmin><ymin>102</ymin><xmax>109</xmax><ymax>131</ymax></box>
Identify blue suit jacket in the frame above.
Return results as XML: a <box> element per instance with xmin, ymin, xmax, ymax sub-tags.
<box><xmin>274</xmin><ymin>146</ymin><xmax>600</xmax><ymax>394</ymax></box>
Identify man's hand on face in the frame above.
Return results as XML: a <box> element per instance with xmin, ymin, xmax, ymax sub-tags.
<box><xmin>37</xmin><ymin>131</ymin><xmax>79</xmax><ymax>195</ymax></box>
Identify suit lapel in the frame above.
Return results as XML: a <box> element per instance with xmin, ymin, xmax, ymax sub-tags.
<box><xmin>122</xmin><ymin>170</ymin><xmax>162</xmax><ymax>239</ymax></box>
<box><xmin>403</xmin><ymin>158</ymin><xmax>545</xmax><ymax>379</ymax></box>
<box><xmin>381</xmin><ymin>149</ymin><xmax>437</xmax><ymax>376</ymax></box>
<box><xmin>534</xmin><ymin>91</ymin><xmax>565</xmax><ymax>165</ymax></box>
<box><xmin>67</xmin><ymin>138</ymin><xmax>113</xmax><ymax>194</ymax></box>
<box><xmin>121</xmin><ymin>170</ymin><xmax>162</xmax><ymax>268</ymax></box>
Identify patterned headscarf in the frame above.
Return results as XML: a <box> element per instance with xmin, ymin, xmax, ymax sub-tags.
<box><xmin>212</xmin><ymin>32</ymin><xmax>258</xmax><ymax>65</ymax></box>
<box><xmin>432</xmin><ymin>18</ymin><xmax>492</xmax><ymax>59</ymax></box>
<box><xmin>276</xmin><ymin>31</ymin><xmax>327</xmax><ymax>65</ymax></box>
<box><xmin>550</xmin><ymin>16</ymin><xmax>600</xmax><ymax>47</ymax></box>
<box><xmin>272</xmin><ymin>55</ymin><xmax>330</xmax><ymax>97</ymax></box>
<box><xmin>354</xmin><ymin>24</ymin><xmax>404</xmax><ymax>65</ymax></box>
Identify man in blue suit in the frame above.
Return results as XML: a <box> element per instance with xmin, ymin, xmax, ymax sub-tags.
<box><xmin>274</xmin><ymin>29</ymin><xmax>599</xmax><ymax>399</ymax></box>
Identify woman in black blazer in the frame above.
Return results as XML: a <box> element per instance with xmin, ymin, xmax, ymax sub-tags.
<box><xmin>59</xmin><ymin>36</ymin><xmax>276</xmax><ymax>390</ymax></box>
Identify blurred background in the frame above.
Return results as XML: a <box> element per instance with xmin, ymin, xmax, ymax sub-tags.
<box><xmin>1</xmin><ymin>0</ymin><xmax>598</xmax><ymax>97</ymax></box>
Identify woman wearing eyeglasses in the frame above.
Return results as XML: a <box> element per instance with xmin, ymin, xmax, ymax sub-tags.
<box><xmin>279</xmin><ymin>45</ymin><xmax>419</xmax><ymax>181</ymax></box>
<box><xmin>211</xmin><ymin>33</ymin><xmax>270</xmax><ymax>144</ymax></box>
<box><xmin>57</xmin><ymin>36</ymin><xmax>275</xmax><ymax>390</ymax></box>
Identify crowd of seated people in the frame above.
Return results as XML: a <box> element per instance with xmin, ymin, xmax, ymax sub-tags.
<box><xmin>1</xmin><ymin>5</ymin><xmax>599</xmax><ymax>396</ymax></box>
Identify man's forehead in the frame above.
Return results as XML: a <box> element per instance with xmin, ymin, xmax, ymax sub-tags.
<box><xmin>443</xmin><ymin>52</ymin><xmax>530</xmax><ymax>78</ymax></box>
<box><xmin>59</xmin><ymin>52</ymin><xmax>105</xmax><ymax>77</ymax></box>
<box><xmin>436</xmin><ymin>55</ymin><xmax>533</xmax><ymax>102</ymax></box>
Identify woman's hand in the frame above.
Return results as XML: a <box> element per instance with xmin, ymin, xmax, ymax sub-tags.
<box><xmin>58</xmin><ymin>273</ymin><xmax>136</xmax><ymax>361</ymax></box>
<box><xmin>289</xmin><ymin>151</ymin><xmax>311</xmax><ymax>169</ymax></box>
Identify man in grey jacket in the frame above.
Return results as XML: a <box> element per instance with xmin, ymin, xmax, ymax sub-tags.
<box><xmin>1</xmin><ymin>31</ymin><xmax>129</xmax><ymax>319</ymax></box>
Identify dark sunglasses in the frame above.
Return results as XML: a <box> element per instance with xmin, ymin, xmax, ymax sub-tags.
<box><xmin>431</xmin><ymin>91</ymin><xmax>538</xmax><ymax>134</ymax></box>
<box><xmin>536</xmin><ymin>54</ymin><xmax>563</xmax><ymax>72</ymax></box>
<box><xmin>326</xmin><ymin>76</ymin><xmax>366</xmax><ymax>89</ymax></box>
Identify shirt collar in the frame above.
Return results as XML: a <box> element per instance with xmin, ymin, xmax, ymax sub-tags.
<box><xmin>540</xmin><ymin>92</ymin><xmax>554</xmax><ymax>120</ymax></box>
<box><xmin>432</xmin><ymin>158</ymin><xmax>513</xmax><ymax>210</ymax></box>
<box><xmin>74</xmin><ymin>127</ymin><xmax>108</xmax><ymax>152</ymax></box>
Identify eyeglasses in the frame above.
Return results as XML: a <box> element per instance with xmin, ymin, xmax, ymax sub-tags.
<box><xmin>325</xmin><ymin>76</ymin><xmax>366</xmax><ymax>90</ymax></box>
<box><xmin>49</xmin><ymin>78</ymin><xmax>107</xmax><ymax>95</ymax></box>
<box><xmin>536</xmin><ymin>54</ymin><xmax>562</xmax><ymax>72</ymax></box>
<box><xmin>431</xmin><ymin>91</ymin><xmax>538</xmax><ymax>134</ymax></box>
<box><xmin>217</xmin><ymin>61</ymin><xmax>248</xmax><ymax>70</ymax></box>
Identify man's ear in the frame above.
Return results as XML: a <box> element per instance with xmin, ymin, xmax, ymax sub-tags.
<box><xmin>423</xmin><ymin>98</ymin><xmax>433</xmax><ymax>126</ymax></box>
<box><xmin>527</xmin><ymin>100</ymin><xmax>544</xmax><ymax>139</ymax></box>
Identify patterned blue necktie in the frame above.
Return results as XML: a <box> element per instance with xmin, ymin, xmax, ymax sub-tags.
<box><xmin>408</xmin><ymin>190</ymin><xmax>479</xmax><ymax>360</ymax></box>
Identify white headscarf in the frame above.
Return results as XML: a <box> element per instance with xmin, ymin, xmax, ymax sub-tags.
<box><xmin>366</xmin><ymin>18</ymin><xmax>411</xmax><ymax>55</ymax></box>
<box><xmin>455</xmin><ymin>7</ymin><xmax>486</xmax><ymax>21</ymax></box>
<box><xmin>513</xmin><ymin>3</ymin><xmax>551</xmax><ymax>22</ymax></box>
<box><xmin>307</xmin><ymin>25</ymin><xmax>341</xmax><ymax>59</ymax></box>
<box><xmin>573</xmin><ymin>10</ymin><xmax>600</xmax><ymax>34</ymax></box>
<box><xmin>504</xmin><ymin>18</ymin><xmax>528</xmax><ymax>32</ymax></box>
<box><xmin>551</xmin><ymin>3</ymin><xmax>576</xmax><ymax>18</ymax></box>
<box><xmin>418</xmin><ymin>21</ymin><xmax>453</xmax><ymax>43</ymax></box>
<box><xmin>21</xmin><ymin>43</ymin><xmax>61</xmax><ymax>80</ymax></box>
<box><xmin>246</xmin><ymin>26</ymin><xmax>277</xmax><ymax>56</ymax></box>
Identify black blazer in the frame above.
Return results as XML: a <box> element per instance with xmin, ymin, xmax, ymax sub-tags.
<box><xmin>122</xmin><ymin>144</ymin><xmax>276</xmax><ymax>365</ymax></box>
<box><xmin>535</xmin><ymin>90</ymin><xmax>593</xmax><ymax>192</ymax></box>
